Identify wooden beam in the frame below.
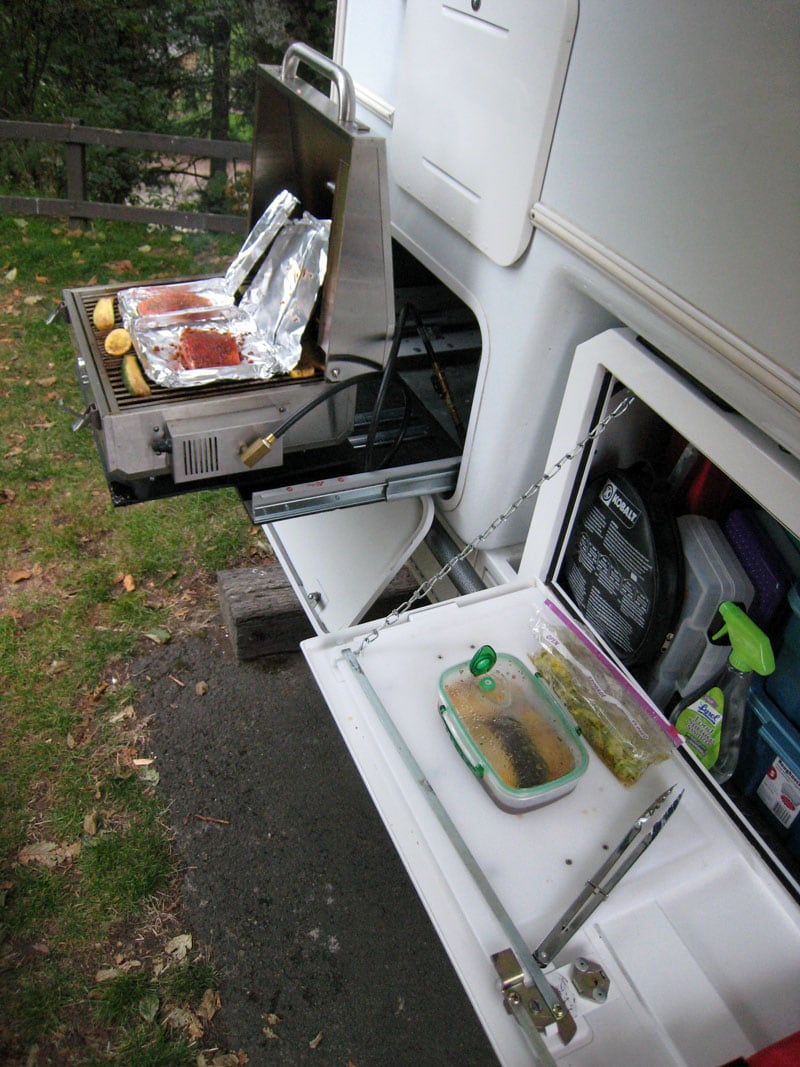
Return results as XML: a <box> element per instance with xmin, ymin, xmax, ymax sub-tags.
<box><xmin>0</xmin><ymin>196</ymin><xmax>248</xmax><ymax>234</ymax></box>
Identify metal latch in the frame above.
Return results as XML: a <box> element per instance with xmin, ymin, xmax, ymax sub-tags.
<box><xmin>571</xmin><ymin>957</ymin><xmax>610</xmax><ymax>1003</ymax></box>
<box><xmin>59</xmin><ymin>399</ymin><xmax>97</xmax><ymax>433</ymax></box>
<box><xmin>492</xmin><ymin>948</ymin><xmax>575</xmax><ymax>1043</ymax></box>
<box><xmin>46</xmin><ymin>301</ymin><xmax>69</xmax><ymax>325</ymax></box>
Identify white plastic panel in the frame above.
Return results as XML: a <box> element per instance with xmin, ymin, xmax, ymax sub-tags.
<box><xmin>302</xmin><ymin>582</ymin><xmax>800</xmax><ymax>1066</ymax></box>
<box><xmin>540</xmin><ymin>0</ymin><xmax>800</xmax><ymax>376</ymax></box>
<box><xmin>264</xmin><ymin>495</ymin><xmax>433</xmax><ymax>634</ymax></box>
<box><xmin>391</xmin><ymin>0</ymin><xmax>577</xmax><ymax>266</ymax></box>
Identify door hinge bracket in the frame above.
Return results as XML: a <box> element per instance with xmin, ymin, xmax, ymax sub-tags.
<box><xmin>492</xmin><ymin>948</ymin><xmax>567</xmax><ymax>1034</ymax></box>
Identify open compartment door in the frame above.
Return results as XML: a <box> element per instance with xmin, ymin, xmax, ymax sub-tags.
<box><xmin>301</xmin><ymin>582</ymin><xmax>800</xmax><ymax>1067</ymax></box>
<box><xmin>263</xmin><ymin>495</ymin><xmax>434</xmax><ymax>633</ymax></box>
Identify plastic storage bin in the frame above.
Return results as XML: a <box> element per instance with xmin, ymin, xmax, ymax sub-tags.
<box><xmin>438</xmin><ymin>648</ymin><xmax>588</xmax><ymax>812</ymax></box>
<box><xmin>645</xmin><ymin>515</ymin><xmax>753</xmax><ymax>708</ymax></box>
<box><xmin>723</xmin><ymin>509</ymin><xmax>792</xmax><ymax>632</ymax></box>
<box><xmin>765</xmin><ymin>581</ymin><xmax>800</xmax><ymax>727</ymax></box>
<box><xmin>732</xmin><ymin>684</ymin><xmax>800</xmax><ymax>858</ymax></box>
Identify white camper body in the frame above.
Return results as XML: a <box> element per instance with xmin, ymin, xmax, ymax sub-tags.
<box><xmin>263</xmin><ymin>3</ymin><xmax>800</xmax><ymax>1064</ymax></box>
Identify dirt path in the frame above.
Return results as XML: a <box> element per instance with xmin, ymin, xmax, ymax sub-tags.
<box><xmin>131</xmin><ymin>618</ymin><xmax>499</xmax><ymax>1066</ymax></box>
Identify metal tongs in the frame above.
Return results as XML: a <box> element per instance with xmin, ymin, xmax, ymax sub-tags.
<box><xmin>534</xmin><ymin>783</ymin><xmax>684</xmax><ymax>966</ymax></box>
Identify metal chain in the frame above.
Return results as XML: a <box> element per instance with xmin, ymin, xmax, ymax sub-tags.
<box><xmin>355</xmin><ymin>391</ymin><xmax>636</xmax><ymax>654</ymax></box>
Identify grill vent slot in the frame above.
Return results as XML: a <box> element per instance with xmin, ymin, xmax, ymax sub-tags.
<box><xmin>182</xmin><ymin>435</ymin><xmax>221</xmax><ymax>478</ymax></box>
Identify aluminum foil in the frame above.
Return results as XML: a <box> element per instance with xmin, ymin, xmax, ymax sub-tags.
<box><xmin>117</xmin><ymin>189</ymin><xmax>300</xmax><ymax>331</ymax></box>
<box><xmin>117</xmin><ymin>278</ymin><xmax>233</xmax><ymax>331</ymax></box>
<box><xmin>121</xmin><ymin>192</ymin><xmax>330</xmax><ymax>389</ymax></box>
<box><xmin>240</xmin><ymin>213</ymin><xmax>331</xmax><ymax>372</ymax></box>
<box><xmin>223</xmin><ymin>188</ymin><xmax>299</xmax><ymax>293</ymax></box>
<box><xmin>130</xmin><ymin>307</ymin><xmax>281</xmax><ymax>388</ymax></box>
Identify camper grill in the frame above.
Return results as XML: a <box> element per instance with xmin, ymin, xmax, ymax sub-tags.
<box><xmin>65</xmin><ymin>45</ymin><xmax>480</xmax><ymax>513</ymax></box>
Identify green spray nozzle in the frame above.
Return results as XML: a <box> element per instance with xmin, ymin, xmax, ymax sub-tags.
<box><xmin>713</xmin><ymin>601</ymin><xmax>775</xmax><ymax>675</ymax></box>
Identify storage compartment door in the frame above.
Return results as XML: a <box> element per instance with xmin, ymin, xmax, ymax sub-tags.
<box><xmin>263</xmin><ymin>495</ymin><xmax>433</xmax><ymax>634</ymax></box>
<box><xmin>302</xmin><ymin>582</ymin><xmax>800</xmax><ymax>1066</ymax></box>
<box><xmin>392</xmin><ymin>0</ymin><xmax>577</xmax><ymax>266</ymax></box>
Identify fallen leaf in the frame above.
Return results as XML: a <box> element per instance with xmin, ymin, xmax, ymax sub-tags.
<box><xmin>165</xmin><ymin>933</ymin><xmax>192</xmax><ymax>960</ymax></box>
<box><xmin>138</xmin><ymin>992</ymin><xmax>159</xmax><ymax>1022</ymax></box>
<box><xmin>309</xmin><ymin>1032</ymin><xmax>323</xmax><ymax>1049</ymax></box>
<box><xmin>8</xmin><ymin>569</ymin><xmax>32</xmax><ymax>583</ymax></box>
<box><xmin>32</xmin><ymin>942</ymin><xmax>49</xmax><ymax>955</ymax></box>
<box><xmin>132</xmin><ymin>757</ymin><xmax>154</xmax><ymax>767</ymax></box>
<box><xmin>144</xmin><ymin>627</ymin><xmax>171</xmax><ymax>645</ymax></box>
<box><xmin>195</xmin><ymin>680</ymin><xmax>208</xmax><ymax>696</ymax></box>
<box><xmin>23</xmin><ymin>295</ymin><xmax>43</xmax><ymax>305</ymax></box>
<box><xmin>197</xmin><ymin>988</ymin><xmax>219</xmax><ymax>1022</ymax></box>
<box><xmin>163</xmin><ymin>1005</ymin><xmax>194</xmax><ymax>1030</ymax></box>
<box><xmin>35</xmin><ymin>376</ymin><xmax>57</xmax><ymax>387</ymax></box>
<box><xmin>95</xmin><ymin>967</ymin><xmax>120</xmax><ymax>983</ymax></box>
<box><xmin>137</xmin><ymin>766</ymin><xmax>160</xmax><ymax>785</ymax></box>
<box><xmin>0</xmin><ymin>489</ymin><xmax>15</xmax><ymax>504</ymax></box>
<box><xmin>137</xmin><ymin>245</ymin><xmax>151</xmax><ymax>253</ymax></box>
<box><xmin>83</xmin><ymin>810</ymin><xmax>98</xmax><ymax>835</ymax></box>
<box><xmin>35</xmin><ymin>274</ymin><xmax>49</xmax><ymax>283</ymax></box>
<box><xmin>109</xmin><ymin>705</ymin><xmax>135</xmax><ymax>723</ymax></box>
<box><xmin>122</xmin><ymin>574</ymin><xmax>136</xmax><ymax>593</ymax></box>
<box><xmin>107</xmin><ymin>259</ymin><xmax>134</xmax><ymax>273</ymax></box>
<box><xmin>187</xmin><ymin>1013</ymin><xmax>204</xmax><ymax>1040</ymax></box>
<box><xmin>19</xmin><ymin>841</ymin><xmax>81</xmax><ymax>867</ymax></box>
<box><xmin>4</xmin><ymin>268</ymin><xmax>17</xmax><ymax>283</ymax></box>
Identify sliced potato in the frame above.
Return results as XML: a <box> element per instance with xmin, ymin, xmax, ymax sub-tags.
<box><xmin>92</xmin><ymin>296</ymin><xmax>115</xmax><ymax>332</ymax></box>
<box><xmin>104</xmin><ymin>328</ymin><xmax>132</xmax><ymax>357</ymax></box>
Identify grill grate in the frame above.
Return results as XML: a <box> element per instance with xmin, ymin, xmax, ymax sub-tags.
<box><xmin>79</xmin><ymin>290</ymin><xmax>288</xmax><ymax>410</ymax></box>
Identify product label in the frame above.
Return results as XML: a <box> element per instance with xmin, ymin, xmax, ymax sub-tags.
<box><xmin>757</xmin><ymin>757</ymin><xmax>800</xmax><ymax>829</ymax></box>
<box><xmin>600</xmin><ymin>480</ymin><xmax>640</xmax><ymax>528</ymax></box>
<box><xmin>674</xmin><ymin>688</ymin><xmax>724</xmax><ymax>769</ymax></box>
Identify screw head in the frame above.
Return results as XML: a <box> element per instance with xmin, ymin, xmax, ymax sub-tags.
<box><xmin>472</xmin><ymin>0</ymin><xmax>481</xmax><ymax>10</ymax></box>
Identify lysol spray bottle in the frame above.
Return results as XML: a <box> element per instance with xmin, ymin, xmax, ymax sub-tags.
<box><xmin>671</xmin><ymin>601</ymin><xmax>775</xmax><ymax>784</ymax></box>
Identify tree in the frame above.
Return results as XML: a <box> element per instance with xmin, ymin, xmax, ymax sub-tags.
<box><xmin>0</xmin><ymin>0</ymin><xmax>335</xmax><ymax>206</ymax></box>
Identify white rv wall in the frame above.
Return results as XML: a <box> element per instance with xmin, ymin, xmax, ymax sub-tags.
<box><xmin>335</xmin><ymin>0</ymin><xmax>800</xmax><ymax>549</ymax></box>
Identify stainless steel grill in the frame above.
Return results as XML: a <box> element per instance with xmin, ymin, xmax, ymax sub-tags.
<box><xmin>65</xmin><ymin>45</ymin><xmax>481</xmax><ymax>516</ymax></box>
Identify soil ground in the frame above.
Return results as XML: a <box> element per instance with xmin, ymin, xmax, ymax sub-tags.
<box><xmin>133</xmin><ymin>605</ymin><xmax>501</xmax><ymax>1067</ymax></box>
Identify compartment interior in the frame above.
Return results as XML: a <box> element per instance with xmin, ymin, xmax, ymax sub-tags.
<box><xmin>541</xmin><ymin>357</ymin><xmax>800</xmax><ymax>886</ymax></box>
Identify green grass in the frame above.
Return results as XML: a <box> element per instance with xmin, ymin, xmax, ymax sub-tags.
<box><xmin>0</xmin><ymin>214</ymin><xmax>258</xmax><ymax>1063</ymax></box>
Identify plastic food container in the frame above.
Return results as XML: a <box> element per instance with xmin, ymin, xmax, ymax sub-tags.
<box><xmin>438</xmin><ymin>647</ymin><xmax>588</xmax><ymax>812</ymax></box>
<box><xmin>645</xmin><ymin>515</ymin><xmax>754</xmax><ymax>708</ymax></box>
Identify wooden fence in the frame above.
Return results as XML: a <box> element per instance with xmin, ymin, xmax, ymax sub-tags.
<box><xmin>0</xmin><ymin>118</ymin><xmax>251</xmax><ymax>234</ymax></box>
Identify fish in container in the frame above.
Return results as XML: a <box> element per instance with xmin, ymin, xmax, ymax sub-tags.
<box><xmin>438</xmin><ymin>645</ymin><xmax>589</xmax><ymax>812</ymax></box>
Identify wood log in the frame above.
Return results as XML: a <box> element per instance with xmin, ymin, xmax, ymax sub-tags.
<box><xmin>217</xmin><ymin>563</ymin><xmax>421</xmax><ymax>662</ymax></box>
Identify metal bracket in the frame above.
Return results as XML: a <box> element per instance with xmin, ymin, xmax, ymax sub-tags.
<box><xmin>492</xmin><ymin>948</ymin><xmax>575</xmax><ymax>1051</ymax></box>
<box><xmin>571</xmin><ymin>957</ymin><xmax>610</xmax><ymax>1003</ymax></box>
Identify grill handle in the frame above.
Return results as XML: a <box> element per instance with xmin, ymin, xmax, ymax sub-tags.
<box><xmin>281</xmin><ymin>42</ymin><xmax>356</xmax><ymax>128</ymax></box>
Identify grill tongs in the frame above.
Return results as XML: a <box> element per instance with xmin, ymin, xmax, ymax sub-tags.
<box><xmin>533</xmin><ymin>783</ymin><xmax>684</xmax><ymax>967</ymax></box>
